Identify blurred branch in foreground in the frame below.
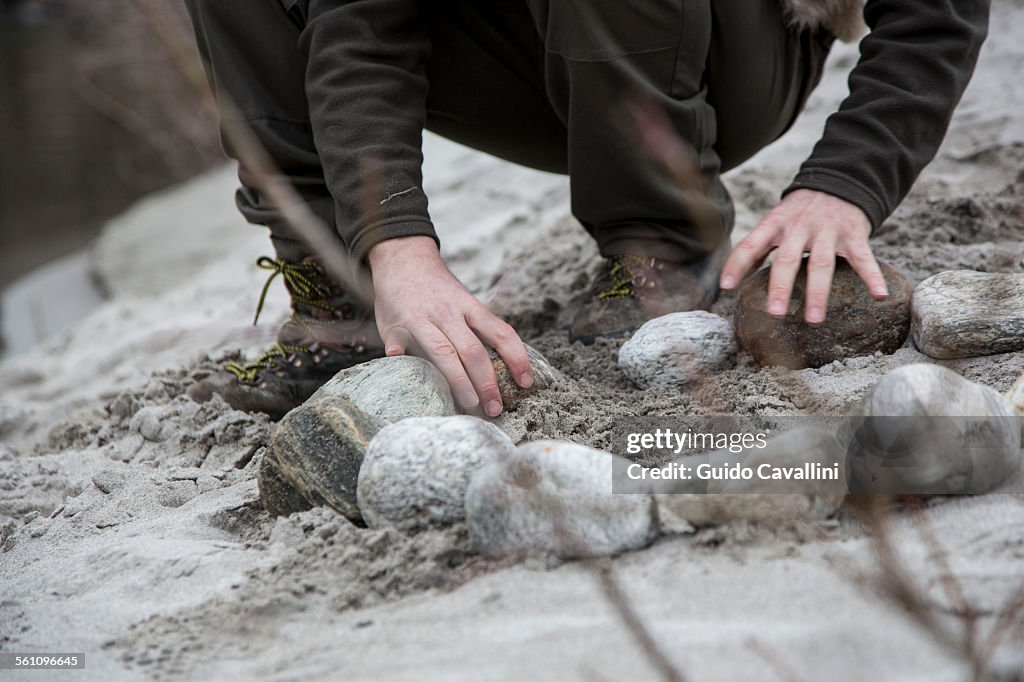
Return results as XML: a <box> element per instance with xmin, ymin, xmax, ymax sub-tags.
<box><xmin>131</xmin><ymin>0</ymin><xmax>373</xmax><ymax>306</ymax></box>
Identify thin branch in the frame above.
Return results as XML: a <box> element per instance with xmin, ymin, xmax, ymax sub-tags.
<box><xmin>131</xmin><ymin>0</ymin><xmax>373</xmax><ymax>306</ymax></box>
<box><xmin>907</xmin><ymin>501</ymin><xmax>978</xmax><ymax>653</ymax></box>
<box><xmin>591</xmin><ymin>560</ymin><xmax>687</xmax><ymax>682</ymax></box>
<box><xmin>747</xmin><ymin>638</ymin><xmax>807</xmax><ymax>682</ymax></box>
<box><xmin>975</xmin><ymin>580</ymin><xmax>1024</xmax><ymax>682</ymax></box>
<box><xmin>850</xmin><ymin>497</ymin><xmax>965</xmax><ymax>654</ymax></box>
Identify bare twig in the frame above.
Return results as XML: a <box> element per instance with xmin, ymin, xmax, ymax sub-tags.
<box><xmin>907</xmin><ymin>501</ymin><xmax>978</xmax><ymax>653</ymax></box>
<box><xmin>747</xmin><ymin>638</ymin><xmax>807</xmax><ymax>682</ymax></box>
<box><xmin>591</xmin><ymin>560</ymin><xmax>687</xmax><ymax>682</ymax></box>
<box><xmin>540</xmin><ymin>488</ymin><xmax>687</xmax><ymax>682</ymax></box>
<box><xmin>130</xmin><ymin>0</ymin><xmax>372</xmax><ymax>305</ymax></box>
<box><xmin>851</xmin><ymin>496</ymin><xmax>1024</xmax><ymax>681</ymax></box>
<box><xmin>850</xmin><ymin>497</ymin><xmax>965</xmax><ymax>653</ymax></box>
<box><xmin>975</xmin><ymin>580</ymin><xmax>1024</xmax><ymax>682</ymax></box>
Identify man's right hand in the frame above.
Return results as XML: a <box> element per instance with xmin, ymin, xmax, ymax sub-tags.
<box><xmin>367</xmin><ymin>235</ymin><xmax>533</xmax><ymax>417</ymax></box>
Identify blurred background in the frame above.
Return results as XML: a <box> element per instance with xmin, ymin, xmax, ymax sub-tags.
<box><xmin>0</xmin><ymin>0</ymin><xmax>220</xmax><ymax>356</ymax></box>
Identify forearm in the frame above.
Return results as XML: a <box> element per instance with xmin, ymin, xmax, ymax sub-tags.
<box><xmin>785</xmin><ymin>0</ymin><xmax>990</xmax><ymax>231</ymax></box>
<box><xmin>301</xmin><ymin>0</ymin><xmax>438</xmax><ymax>263</ymax></box>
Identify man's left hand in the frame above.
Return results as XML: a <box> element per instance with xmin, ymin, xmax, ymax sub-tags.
<box><xmin>719</xmin><ymin>189</ymin><xmax>889</xmax><ymax>323</ymax></box>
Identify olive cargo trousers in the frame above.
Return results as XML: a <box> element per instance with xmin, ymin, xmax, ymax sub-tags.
<box><xmin>184</xmin><ymin>0</ymin><xmax>830</xmax><ymax>265</ymax></box>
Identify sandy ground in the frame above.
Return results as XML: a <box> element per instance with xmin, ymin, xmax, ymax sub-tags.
<box><xmin>3</xmin><ymin>4</ymin><xmax>1024</xmax><ymax>680</ymax></box>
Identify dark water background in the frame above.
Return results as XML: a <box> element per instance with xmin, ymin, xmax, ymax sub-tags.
<box><xmin>0</xmin><ymin>0</ymin><xmax>218</xmax><ymax>293</ymax></box>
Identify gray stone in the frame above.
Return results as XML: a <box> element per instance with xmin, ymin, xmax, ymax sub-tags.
<box><xmin>489</xmin><ymin>343</ymin><xmax>559</xmax><ymax>410</ymax></box>
<box><xmin>653</xmin><ymin>428</ymin><xmax>847</xmax><ymax>528</ymax></box>
<box><xmin>912</xmin><ymin>271</ymin><xmax>1024</xmax><ymax>359</ymax></box>
<box><xmin>1006</xmin><ymin>372</ymin><xmax>1024</xmax><ymax>417</ymax></box>
<box><xmin>736</xmin><ymin>259</ymin><xmax>912</xmax><ymax>369</ymax></box>
<box><xmin>618</xmin><ymin>311</ymin><xmax>736</xmax><ymax>389</ymax></box>
<box><xmin>357</xmin><ymin>416</ymin><xmax>515</xmax><ymax>531</ymax></box>
<box><xmin>91</xmin><ymin>469</ymin><xmax>127</xmax><ymax>494</ymax></box>
<box><xmin>263</xmin><ymin>395</ymin><xmax>386</xmax><ymax>520</ymax></box>
<box><xmin>156</xmin><ymin>480</ymin><xmax>198</xmax><ymax>508</ymax></box>
<box><xmin>130</xmin><ymin>405</ymin><xmax>176</xmax><ymax>443</ymax></box>
<box><xmin>465</xmin><ymin>441</ymin><xmax>658</xmax><ymax>558</ymax></box>
<box><xmin>312</xmin><ymin>355</ymin><xmax>456</xmax><ymax>423</ymax></box>
<box><xmin>841</xmin><ymin>363</ymin><xmax>1022</xmax><ymax>495</ymax></box>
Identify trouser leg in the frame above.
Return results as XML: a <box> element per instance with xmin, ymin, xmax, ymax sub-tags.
<box><xmin>423</xmin><ymin>0</ymin><xmax>830</xmax><ymax>261</ymax></box>
<box><xmin>424</xmin><ymin>0</ymin><xmax>568</xmax><ymax>174</ymax></box>
<box><xmin>707</xmin><ymin>0</ymin><xmax>832</xmax><ymax>170</ymax></box>
<box><xmin>515</xmin><ymin>0</ymin><xmax>725</xmax><ymax>262</ymax></box>
<box><xmin>183</xmin><ymin>0</ymin><xmax>330</xmax><ymax>263</ymax></box>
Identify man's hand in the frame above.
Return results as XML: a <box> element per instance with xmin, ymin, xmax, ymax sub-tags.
<box><xmin>368</xmin><ymin>236</ymin><xmax>533</xmax><ymax>417</ymax></box>
<box><xmin>719</xmin><ymin>189</ymin><xmax>889</xmax><ymax>323</ymax></box>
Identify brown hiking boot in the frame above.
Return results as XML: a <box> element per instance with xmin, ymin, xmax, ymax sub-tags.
<box><xmin>568</xmin><ymin>247</ymin><xmax>728</xmax><ymax>345</ymax></box>
<box><xmin>188</xmin><ymin>256</ymin><xmax>384</xmax><ymax>419</ymax></box>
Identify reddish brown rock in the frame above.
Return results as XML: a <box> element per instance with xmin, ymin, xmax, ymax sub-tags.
<box><xmin>735</xmin><ymin>259</ymin><xmax>912</xmax><ymax>369</ymax></box>
<box><xmin>488</xmin><ymin>344</ymin><xmax>558</xmax><ymax>410</ymax></box>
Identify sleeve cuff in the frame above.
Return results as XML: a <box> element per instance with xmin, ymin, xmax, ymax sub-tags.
<box><xmin>348</xmin><ymin>217</ymin><xmax>440</xmax><ymax>265</ymax></box>
<box><xmin>783</xmin><ymin>168</ymin><xmax>888</xmax><ymax>235</ymax></box>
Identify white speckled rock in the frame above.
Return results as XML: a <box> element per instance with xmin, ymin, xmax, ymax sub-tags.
<box><xmin>653</xmin><ymin>428</ymin><xmax>847</xmax><ymax>529</ymax></box>
<box><xmin>1006</xmin><ymin>373</ymin><xmax>1024</xmax><ymax>417</ymax></box>
<box><xmin>912</xmin><ymin>271</ymin><xmax>1024</xmax><ymax>359</ymax></box>
<box><xmin>842</xmin><ymin>363</ymin><xmax>1022</xmax><ymax>494</ymax></box>
<box><xmin>618</xmin><ymin>311</ymin><xmax>736</xmax><ymax>389</ymax></box>
<box><xmin>312</xmin><ymin>355</ymin><xmax>456</xmax><ymax>423</ymax></box>
<box><xmin>357</xmin><ymin>416</ymin><xmax>514</xmax><ymax>531</ymax></box>
<box><xmin>465</xmin><ymin>441</ymin><xmax>658</xmax><ymax>558</ymax></box>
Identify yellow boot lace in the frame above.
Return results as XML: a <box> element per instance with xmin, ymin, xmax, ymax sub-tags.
<box><xmin>595</xmin><ymin>257</ymin><xmax>637</xmax><ymax>301</ymax></box>
<box><xmin>224</xmin><ymin>257</ymin><xmax>337</xmax><ymax>383</ymax></box>
<box><xmin>250</xmin><ymin>256</ymin><xmax>334</xmax><ymax>325</ymax></box>
<box><xmin>224</xmin><ymin>342</ymin><xmax>310</xmax><ymax>383</ymax></box>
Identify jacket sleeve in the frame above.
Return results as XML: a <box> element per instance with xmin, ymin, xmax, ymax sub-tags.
<box><xmin>783</xmin><ymin>0</ymin><xmax>990</xmax><ymax>231</ymax></box>
<box><xmin>301</xmin><ymin>0</ymin><xmax>437</xmax><ymax>264</ymax></box>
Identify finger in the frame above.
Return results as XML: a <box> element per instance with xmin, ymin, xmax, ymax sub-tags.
<box><xmin>720</xmin><ymin>218</ymin><xmax>782</xmax><ymax>290</ymax></box>
<box><xmin>765</xmin><ymin>234</ymin><xmax>810</xmax><ymax>318</ymax></box>
<box><xmin>415</xmin><ymin>325</ymin><xmax>480</xmax><ymax>411</ymax></box>
<box><xmin>841</xmin><ymin>239</ymin><xmax>889</xmax><ymax>299</ymax></box>
<box><xmin>803</xmin><ymin>238</ymin><xmax>837</xmax><ymax>324</ymax></box>
<box><xmin>383</xmin><ymin>326</ymin><xmax>412</xmax><ymax>357</ymax></box>
<box><xmin>441</xmin><ymin>321</ymin><xmax>505</xmax><ymax>417</ymax></box>
<box><xmin>467</xmin><ymin>307</ymin><xmax>533</xmax><ymax>388</ymax></box>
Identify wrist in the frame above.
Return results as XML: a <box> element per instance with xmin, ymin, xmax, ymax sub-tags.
<box><xmin>367</xmin><ymin>235</ymin><xmax>441</xmax><ymax>276</ymax></box>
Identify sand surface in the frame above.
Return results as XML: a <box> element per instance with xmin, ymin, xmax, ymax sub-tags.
<box><xmin>3</xmin><ymin>4</ymin><xmax>1024</xmax><ymax>680</ymax></box>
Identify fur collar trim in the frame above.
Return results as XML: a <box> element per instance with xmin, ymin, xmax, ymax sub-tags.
<box><xmin>779</xmin><ymin>0</ymin><xmax>867</xmax><ymax>42</ymax></box>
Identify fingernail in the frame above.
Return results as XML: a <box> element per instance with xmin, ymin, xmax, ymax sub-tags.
<box><xmin>385</xmin><ymin>346</ymin><xmax>402</xmax><ymax>356</ymax></box>
<box><xmin>806</xmin><ymin>307</ymin><xmax>823</xmax><ymax>323</ymax></box>
<box><xmin>768</xmin><ymin>300</ymin><xmax>786</xmax><ymax>316</ymax></box>
<box><xmin>876</xmin><ymin>286</ymin><xmax>889</xmax><ymax>298</ymax></box>
<box><xmin>486</xmin><ymin>400</ymin><xmax>502</xmax><ymax>417</ymax></box>
<box><xmin>721</xmin><ymin>275</ymin><xmax>736</xmax><ymax>289</ymax></box>
<box><xmin>520</xmin><ymin>373</ymin><xmax>534</xmax><ymax>388</ymax></box>
<box><xmin>460</xmin><ymin>392</ymin><xmax>479</xmax><ymax>409</ymax></box>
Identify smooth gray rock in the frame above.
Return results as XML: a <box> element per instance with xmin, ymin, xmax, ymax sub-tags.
<box><xmin>1006</xmin><ymin>372</ymin><xmax>1024</xmax><ymax>417</ymax></box>
<box><xmin>736</xmin><ymin>259</ymin><xmax>912</xmax><ymax>369</ymax></box>
<box><xmin>313</xmin><ymin>356</ymin><xmax>456</xmax><ymax>423</ymax></box>
<box><xmin>489</xmin><ymin>343</ymin><xmax>559</xmax><ymax>410</ymax></box>
<box><xmin>912</xmin><ymin>271</ymin><xmax>1024</xmax><ymax>359</ymax></box>
<box><xmin>465</xmin><ymin>441</ymin><xmax>658</xmax><ymax>558</ymax></box>
<box><xmin>357</xmin><ymin>416</ymin><xmax>515</xmax><ymax>531</ymax></box>
<box><xmin>653</xmin><ymin>428</ymin><xmax>847</xmax><ymax>528</ymax></box>
<box><xmin>841</xmin><ymin>363</ymin><xmax>1022</xmax><ymax>494</ymax></box>
<box><xmin>618</xmin><ymin>311</ymin><xmax>736</xmax><ymax>389</ymax></box>
<box><xmin>263</xmin><ymin>396</ymin><xmax>386</xmax><ymax>520</ymax></box>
